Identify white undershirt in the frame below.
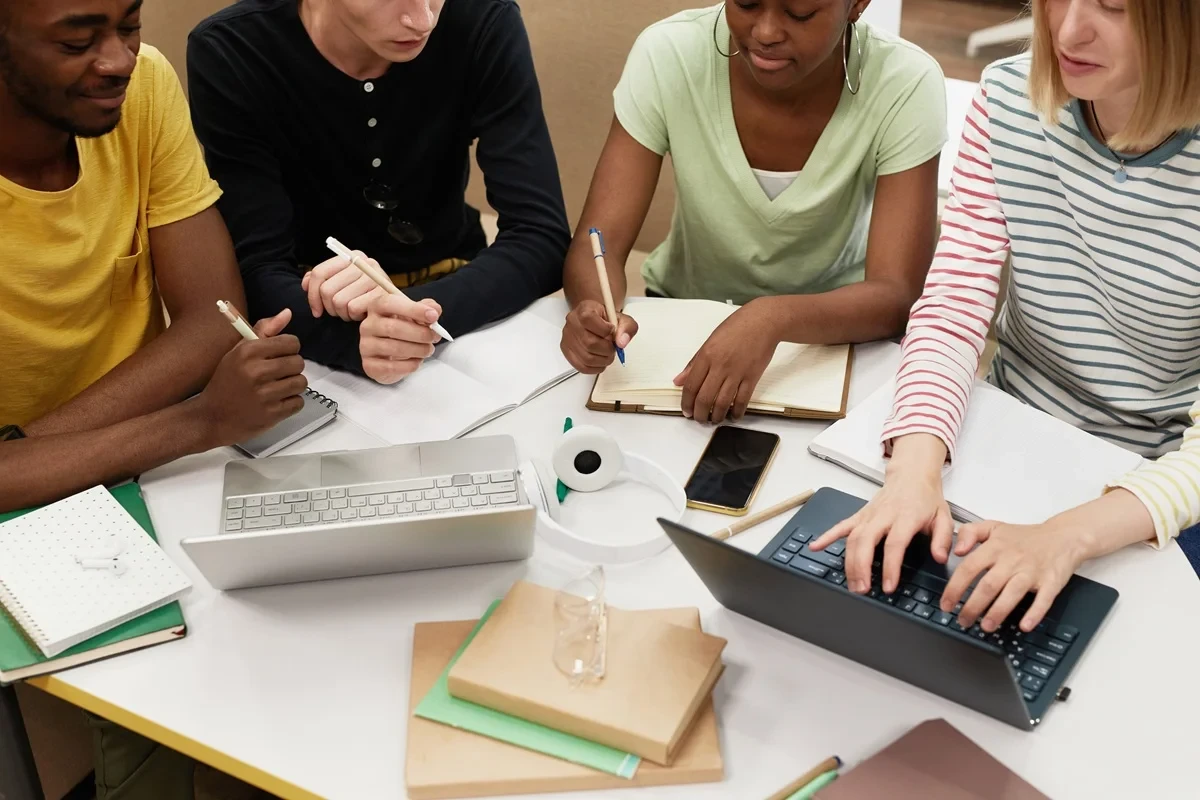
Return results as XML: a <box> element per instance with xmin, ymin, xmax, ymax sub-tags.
<box><xmin>751</xmin><ymin>168</ymin><xmax>802</xmax><ymax>201</ymax></box>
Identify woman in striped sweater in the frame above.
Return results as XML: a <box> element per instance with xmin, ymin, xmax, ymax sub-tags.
<box><xmin>811</xmin><ymin>0</ymin><xmax>1200</xmax><ymax>633</ymax></box>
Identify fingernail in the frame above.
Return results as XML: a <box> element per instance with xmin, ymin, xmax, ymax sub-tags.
<box><xmin>426</xmin><ymin>310</ymin><xmax>438</xmax><ymax>321</ymax></box>
<box><xmin>851</xmin><ymin>579</ymin><xmax>865</xmax><ymax>593</ymax></box>
<box><xmin>617</xmin><ymin>334</ymin><xmax>629</xmax><ymax>347</ymax></box>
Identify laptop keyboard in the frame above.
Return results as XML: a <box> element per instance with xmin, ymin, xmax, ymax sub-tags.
<box><xmin>769</xmin><ymin>529</ymin><xmax>1079</xmax><ymax>705</ymax></box>
<box><xmin>222</xmin><ymin>470</ymin><xmax>520</xmax><ymax>534</ymax></box>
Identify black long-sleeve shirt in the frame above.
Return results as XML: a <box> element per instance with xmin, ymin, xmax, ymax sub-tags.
<box><xmin>188</xmin><ymin>0</ymin><xmax>569</xmax><ymax>373</ymax></box>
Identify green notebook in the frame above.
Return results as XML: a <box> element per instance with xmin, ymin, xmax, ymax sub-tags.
<box><xmin>0</xmin><ymin>483</ymin><xmax>188</xmax><ymax>685</ymax></box>
<box><xmin>414</xmin><ymin>600</ymin><xmax>641</xmax><ymax>779</ymax></box>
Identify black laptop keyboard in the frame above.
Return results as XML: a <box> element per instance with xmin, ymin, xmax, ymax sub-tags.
<box><xmin>769</xmin><ymin>529</ymin><xmax>1079</xmax><ymax>705</ymax></box>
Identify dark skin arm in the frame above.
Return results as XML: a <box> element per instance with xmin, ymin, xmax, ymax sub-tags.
<box><xmin>25</xmin><ymin>207</ymin><xmax>245</xmax><ymax>436</ymax></box>
<box><xmin>678</xmin><ymin>156</ymin><xmax>940</xmax><ymax>422</ymax></box>
<box><xmin>2</xmin><ymin>208</ymin><xmax>308</xmax><ymax>512</ymax></box>
<box><xmin>560</xmin><ymin>118</ymin><xmax>660</xmax><ymax>371</ymax></box>
<box><xmin>0</xmin><ymin>311</ymin><xmax>306</xmax><ymax>513</ymax></box>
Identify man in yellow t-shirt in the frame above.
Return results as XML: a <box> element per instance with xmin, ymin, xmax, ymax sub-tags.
<box><xmin>0</xmin><ymin>1</ymin><xmax>306</xmax><ymax>797</ymax></box>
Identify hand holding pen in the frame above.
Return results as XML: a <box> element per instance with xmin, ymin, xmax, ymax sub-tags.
<box><xmin>322</xmin><ymin>238</ymin><xmax>450</xmax><ymax>384</ymax></box>
<box><xmin>559</xmin><ymin>228</ymin><xmax>639</xmax><ymax>374</ymax></box>
<box><xmin>589</xmin><ymin>228</ymin><xmax>626</xmax><ymax>365</ymax></box>
<box><xmin>200</xmin><ymin>302</ymin><xmax>308</xmax><ymax>446</ymax></box>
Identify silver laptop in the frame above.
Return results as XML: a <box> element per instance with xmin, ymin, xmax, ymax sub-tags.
<box><xmin>181</xmin><ymin>435</ymin><xmax>536</xmax><ymax>590</ymax></box>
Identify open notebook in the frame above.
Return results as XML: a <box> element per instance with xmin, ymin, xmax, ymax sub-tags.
<box><xmin>808</xmin><ymin>379</ymin><xmax>1146</xmax><ymax>524</ymax></box>
<box><xmin>0</xmin><ymin>486</ymin><xmax>192</xmax><ymax>659</ymax></box>
<box><xmin>587</xmin><ymin>300</ymin><xmax>852</xmax><ymax>419</ymax></box>
<box><xmin>308</xmin><ymin>309</ymin><xmax>575</xmax><ymax>445</ymax></box>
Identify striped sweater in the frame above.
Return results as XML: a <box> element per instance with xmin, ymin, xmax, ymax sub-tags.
<box><xmin>881</xmin><ymin>55</ymin><xmax>1200</xmax><ymax>548</ymax></box>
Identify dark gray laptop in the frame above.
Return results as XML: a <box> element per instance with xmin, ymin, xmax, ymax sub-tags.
<box><xmin>658</xmin><ymin>487</ymin><xmax>1118</xmax><ymax>730</ymax></box>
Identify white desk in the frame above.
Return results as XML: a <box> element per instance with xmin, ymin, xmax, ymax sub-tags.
<box><xmin>28</xmin><ymin>303</ymin><xmax>1200</xmax><ymax>800</ymax></box>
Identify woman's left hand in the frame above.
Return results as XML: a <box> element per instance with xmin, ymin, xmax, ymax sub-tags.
<box><xmin>943</xmin><ymin>518</ymin><xmax>1091</xmax><ymax>634</ymax></box>
<box><xmin>674</xmin><ymin>299</ymin><xmax>782</xmax><ymax>423</ymax></box>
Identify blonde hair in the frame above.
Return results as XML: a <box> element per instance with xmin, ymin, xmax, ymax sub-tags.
<box><xmin>1028</xmin><ymin>0</ymin><xmax>1200</xmax><ymax>151</ymax></box>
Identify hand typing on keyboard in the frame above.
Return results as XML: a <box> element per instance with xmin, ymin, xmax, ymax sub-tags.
<box><xmin>809</xmin><ymin>434</ymin><xmax>955</xmax><ymax>595</ymax></box>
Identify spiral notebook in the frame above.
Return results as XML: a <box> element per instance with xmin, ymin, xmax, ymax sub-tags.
<box><xmin>234</xmin><ymin>387</ymin><xmax>339</xmax><ymax>458</ymax></box>
<box><xmin>0</xmin><ymin>485</ymin><xmax>193</xmax><ymax>659</ymax></box>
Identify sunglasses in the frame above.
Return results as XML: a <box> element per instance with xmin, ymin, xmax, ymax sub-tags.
<box><xmin>363</xmin><ymin>181</ymin><xmax>424</xmax><ymax>245</ymax></box>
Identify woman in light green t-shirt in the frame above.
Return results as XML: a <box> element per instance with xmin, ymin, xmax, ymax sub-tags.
<box><xmin>560</xmin><ymin>0</ymin><xmax>947</xmax><ymax>423</ymax></box>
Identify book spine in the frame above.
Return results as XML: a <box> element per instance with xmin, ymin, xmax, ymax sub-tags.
<box><xmin>446</xmin><ymin>676</ymin><xmax>668</xmax><ymax>765</ymax></box>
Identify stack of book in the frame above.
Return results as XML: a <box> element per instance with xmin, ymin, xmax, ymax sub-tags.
<box><xmin>405</xmin><ymin>580</ymin><xmax>728</xmax><ymax>799</ymax></box>
<box><xmin>0</xmin><ymin>483</ymin><xmax>190</xmax><ymax>684</ymax></box>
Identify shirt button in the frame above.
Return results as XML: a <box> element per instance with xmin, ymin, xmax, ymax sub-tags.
<box><xmin>372</xmin><ymin>158</ymin><xmax>382</xmax><ymax>168</ymax></box>
<box><xmin>364</xmin><ymin>82</ymin><xmax>374</xmax><ymax>93</ymax></box>
<box><xmin>368</xmin><ymin>118</ymin><xmax>378</xmax><ymax>127</ymax></box>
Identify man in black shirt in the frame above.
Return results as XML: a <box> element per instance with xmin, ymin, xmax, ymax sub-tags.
<box><xmin>188</xmin><ymin>0</ymin><xmax>569</xmax><ymax>382</ymax></box>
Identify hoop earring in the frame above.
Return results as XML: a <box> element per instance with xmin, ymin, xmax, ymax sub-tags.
<box><xmin>713</xmin><ymin>5</ymin><xmax>740</xmax><ymax>58</ymax></box>
<box><xmin>843</xmin><ymin>20</ymin><xmax>862</xmax><ymax>95</ymax></box>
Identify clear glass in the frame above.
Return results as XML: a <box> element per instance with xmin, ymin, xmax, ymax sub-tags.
<box><xmin>552</xmin><ymin>565</ymin><xmax>608</xmax><ymax>686</ymax></box>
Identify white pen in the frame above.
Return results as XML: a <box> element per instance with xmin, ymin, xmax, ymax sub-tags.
<box><xmin>217</xmin><ymin>300</ymin><xmax>258</xmax><ymax>341</ymax></box>
<box><xmin>324</xmin><ymin>236</ymin><xmax>454</xmax><ymax>342</ymax></box>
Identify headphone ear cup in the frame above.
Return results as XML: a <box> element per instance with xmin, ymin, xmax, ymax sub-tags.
<box><xmin>553</xmin><ymin>425</ymin><xmax>623</xmax><ymax>492</ymax></box>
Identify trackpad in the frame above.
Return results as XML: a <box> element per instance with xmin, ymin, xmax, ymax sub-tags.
<box><xmin>321</xmin><ymin>445</ymin><xmax>421</xmax><ymax>485</ymax></box>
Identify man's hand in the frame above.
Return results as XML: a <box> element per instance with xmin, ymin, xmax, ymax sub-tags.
<box><xmin>560</xmin><ymin>299</ymin><xmax>638</xmax><ymax>373</ymax></box>
<box><xmin>360</xmin><ymin>294</ymin><xmax>443</xmax><ymax>384</ymax></box>
<box><xmin>302</xmin><ymin>250</ymin><xmax>388</xmax><ymax>322</ymax></box>
<box><xmin>674</xmin><ymin>300</ymin><xmax>781</xmax><ymax>423</ymax></box>
<box><xmin>193</xmin><ymin>309</ymin><xmax>308</xmax><ymax>445</ymax></box>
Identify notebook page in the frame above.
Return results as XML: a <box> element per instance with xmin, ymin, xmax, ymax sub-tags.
<box><xmin>309</xmin><ymin>360</ymin><xmax>504</xmax><ymax>444</ymax></box>
<box><xmin>945</xmin><ymin>383</ymin><xmax>1144</xmax><ymax>524</ymax></box>
<box><xmin>437</xmin><ymin>310</ymin><xmax>576</xmax><ymax>407</ymax></box>
<box><xmin>809</xmin><ymin>379</ymin><xmax>1144</xmax><ymax>524</ymax></box>
<box><xmin>592</xmin><ymin>300</ymin><xmax>736</xmax><ymax>397</ymax></box>
<box><xmin>752</xmin><ymin>342</ymin><xmax>851</xmax><ymax>413</ymax></box>
<box><xmin>0</xmin><ymin>486</ymin><xmax>191</xmax><ymax>658</ymax></box>
<box><xmin>592</xmin><ymin>299</ymin><xmax>849</xmax><ymax>412</ymax></box>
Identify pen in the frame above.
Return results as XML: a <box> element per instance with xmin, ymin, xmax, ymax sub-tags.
<box><xmin>587</xmin><ymin>227</ymin><xmax>625</xmax><ymax>365</ymax></box>
<box><xmin>766</xmin><ymin>755</ymin><xmax>841</xmax><ymax>800</ymax></box>
<box><xmin>714</xmin><ymin>488</ymin><xmax>815</xmax><ymax>542</ymax></box>
<box><xmin>785</xmin><ymin>769</ymin><xmax>838</xmax><ymax>800</ymax></box>
<box><xmin>217</xmin><ymin>300</ymin><xmax>258</xmax><ymax>341</ymax></box>
<box><xmin>324</xmin><ymin>236</ymin><xmax>454</xmax><ymax>342</ymax></box>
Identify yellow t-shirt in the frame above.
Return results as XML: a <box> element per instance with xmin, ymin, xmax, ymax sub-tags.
<box><xmin>0</xmin><ymin>45</ymin><xmax>222</xmax><ymax>426</ymax></box>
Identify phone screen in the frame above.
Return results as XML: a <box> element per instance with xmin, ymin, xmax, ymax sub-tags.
<box><xmin>684</xmin><ymin>426</ymin><xmax>780</xmax><ymax>511</ymax></box>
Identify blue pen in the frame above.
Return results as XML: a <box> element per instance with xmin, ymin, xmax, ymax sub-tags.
<box><xmin>588</xmin><ymin>227</ymin><xmax>625</xmax><ymax>365</ymax></box>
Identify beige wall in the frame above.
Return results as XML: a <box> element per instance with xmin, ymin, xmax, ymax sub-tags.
<box><xmin>143</xmin><ymin>0</ymin><xmax>687</xmax><ymax>250</ymax></box>
<box><xmin>465</xmin><ymin>0</ymin><xmax>695</xmax><ymax>251</ymax></box>
<box><xmin>142</xmin><ymin>0</ymin><xmax>229</xmax><ymax>90</ymax></box>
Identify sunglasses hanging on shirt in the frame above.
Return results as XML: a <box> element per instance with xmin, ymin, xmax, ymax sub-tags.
<box><xmin>362</xmin><ymin>181</ymin><xmax>425</xmax><ymax>245</ymax></box>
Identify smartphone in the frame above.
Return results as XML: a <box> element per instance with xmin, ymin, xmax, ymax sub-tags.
<box><xmin>684</xmin><ymin>425</ymin><xmax>781</xmax><ymax>516</ymax></box>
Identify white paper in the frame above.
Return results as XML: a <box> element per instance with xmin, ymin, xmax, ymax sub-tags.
<box><xmin>809</xmin><ymin>379</ymin><xmax>1145</xmax><ymax>524</ymax></box>
<box><xmin>0</xmin><ymin>486</ymin><xmax>192</xmax><ymax>657</ymax></box>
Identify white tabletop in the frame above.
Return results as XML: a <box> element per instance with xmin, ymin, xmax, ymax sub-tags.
<box><xmin>34</xmin><ymin>311</ymin><xmax>1200</xmax><ymax>800</ymax></box>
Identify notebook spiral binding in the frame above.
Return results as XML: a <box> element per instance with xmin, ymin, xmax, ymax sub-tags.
<box><xmin>305</xmin><ymin>388</ymin><xmax>338</xmax><ymax>411</ymax></box>
<box><xmin>0</xmin><ymin>576</ymin><xmax>47</xmax><ymax>649</ymax></box>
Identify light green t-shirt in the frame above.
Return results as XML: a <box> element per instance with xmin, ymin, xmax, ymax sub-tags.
<box><xmin>614</xmin><ymin>5</ymin><xmax>948</xmax><ymax>302</ymax></box>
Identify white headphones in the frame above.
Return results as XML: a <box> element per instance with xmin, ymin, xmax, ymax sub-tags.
<box><xmin>517</xmin><ymin>425</ymin><xmax>687</xmax><ymax>563</ymax></box>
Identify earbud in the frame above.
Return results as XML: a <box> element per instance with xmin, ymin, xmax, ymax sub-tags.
<box><xmin>76</xmin><ymin>557</ymin><xmax>129</xmax><ymax>575</ymax></box>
